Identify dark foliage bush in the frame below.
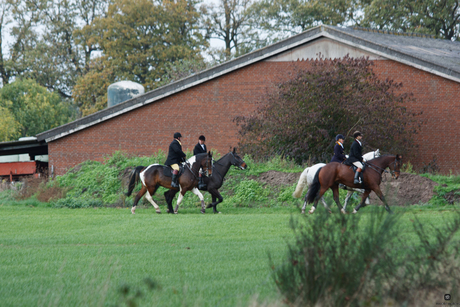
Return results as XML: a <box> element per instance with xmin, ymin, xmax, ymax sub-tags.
<box><xmin>271</xmin><ymin>208</ymin><xmax>460</xmax><ymax>306</ymax></box>
<box><xmin>235</xmin><ymin>55</ymin><xmax>421</xmax><ymax>163</ymax></box>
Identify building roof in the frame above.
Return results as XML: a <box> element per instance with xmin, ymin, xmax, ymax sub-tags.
<box><xmin>0</xmin><ymin>138</ymin><xmax>48</xmax><ymax>157</ymax></box>
<box><xmin>36</xmin><ymin>25</ymin><xmax>460</xmax><ymax>143</ymax></box>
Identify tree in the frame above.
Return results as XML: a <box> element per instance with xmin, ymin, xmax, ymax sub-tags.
<box><xmin>16</xmin><ymin>0</ymin><xmax>109</xmax><ymax>97</ymax></box>
<box><xmin>0</xmin><ymin>79</ymin><xmax>76</xmax><ymax>139</ymax></box>
<box><xmin>362</xmin><ymin>0</ymin><xmax>460</xmax><ymax>40</ymax></box>
<box><xmin>72</xmin><ymin>0</ymin><xmax>208</xmax><ymax>115</ymax></box>
<box><xmin>72</xmin><ymin>57</ymin><xmax>115</xmax><ymax>116</ymax></box>
<box><xmin>0</xmin><ymin>0</ymin><xmax>42</xmax><ymax>87</ymax></box>
<box><xmin>89</xmin><ymin>0</ymin><xmax>207</xmax><ymax>90</ymax></box>
<box><xmin>235</xmin><ymin>56</ymin><xmax>421</xmax><ymax>164</ymax></box>
<box><xmin>201</xmin><ymin>0</ymin><xmax>264</xmax><ymax>60</ymax></box>
<box><xmin>0</xmin><ymin>105</ymin><xmax>20</xmax><ymax>141</ymax></box>
<box><xmin>248</xmin><ymin>0</ymin><xmax>369</xmax><ymax>42</ymax></box>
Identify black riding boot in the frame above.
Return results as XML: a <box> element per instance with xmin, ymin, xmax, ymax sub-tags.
<box><xmin>171</xmin><ymin>170</ymin><xmax>179</xmax><ymax>188</ymax></box>
<box><xmin>198</xmin><ymin>175</ymin><xmax>207</xmax><ymax>190</ymax></box>
<box><xmin>354</xmin><ymin>170</ymin><xmax>361</xmax><ymax>184</ymax></box>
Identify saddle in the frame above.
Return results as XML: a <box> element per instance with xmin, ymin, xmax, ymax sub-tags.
<box><xmin>162</xmin><ymin>164</ymin><xmax>185</xmax><ymax>178</ymax></box>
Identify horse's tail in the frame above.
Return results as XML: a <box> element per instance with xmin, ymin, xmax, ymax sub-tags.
<box><xmin>293</xmin><ymin>168</ymin><xmax>309</xmax><ymax>198</ymax></box>
<box><xmin>125</xmin><ymin>166</ymin><xmax>145</xmax><ymax>196</ymax></box>
<box><xmin>306</xmin><ymin>167</ymin><xmax>322</xmax><ymax>204</ymax></box>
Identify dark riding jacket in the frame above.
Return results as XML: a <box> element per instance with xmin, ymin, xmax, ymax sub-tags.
<box><xmin>346</xmin><ymin>139</ymin><xmax>363</xmax><ymax>163</ymax></box>
<box><xmin>193</xmin><ymin>143</ymin><xmax>207</xmax><ymax>155</ymax></box>
<box><xmin>330</xmin><ymin>142</ymin><xmax>346</xmax><ymax>163</ymax></box>
<box><xmin>164</xmin><ymin>139</ymin><xmax>186</xmax><ymax>166</ymax></box>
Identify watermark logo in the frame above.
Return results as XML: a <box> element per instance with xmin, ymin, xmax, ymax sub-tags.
<box><xmin>445</xmin><ymin>294</ymin><xmax>451</xmax><ymax>301</ymax></box>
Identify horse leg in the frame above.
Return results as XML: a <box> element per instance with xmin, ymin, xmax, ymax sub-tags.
<box><xmin>309</xmin><ymin>186</ymin><xmax>328</xmax><ymax>214</ymax></box>
<box><xmin>372</xmin><ymin>188</ymin><xmax>393</xmax><ymax>213</ymax></box>
<box><xmin>352</xmin><ymin>190</ymin><xmax>371</xmax><ymax>214</ymax></box>
<box><xmin>343</xmin><ymin>190</ymin><xmax>354</xmax><ymax>212</ymax></box>
<box><xmin>145</xmin><ymin>185</ymin><xmax>161</xmax><ymax>214</ymax></box>
<box><xmin>331</xmin><ymin>184</ymin><xmax>345</xmax><ymax>214</ymax></box>
<box><xmin>131</xmin><ymin>185</ymin><xmax>147</xmax><ymax>214</ymax></box>
<box><xmin>164</xmin><ymin>190</ymin><xmax>177</xmax><ymax>214</ymax></box>
<box><xmin>208</xmin><ymin>189</ymin><xmax>223</xmax><ymax>213</ymax></box>
<box><xmin>301</xmin><ymin>189</ymin><xmax>309</xmax><ymax>214</ymax></box>
<box><xmin>191</xmin><ymin>187</ymin><xmax>206</xmax><ymax>214</ymax></box>
<box><xmin>320</xmin><ymin>196</ymin><xmax>331</xmax><ymax>213</ymax></box>
<box><xmin>174</xmin><ymin>187</ymin><xmax>184</xmax><ymax>214</ymax></box>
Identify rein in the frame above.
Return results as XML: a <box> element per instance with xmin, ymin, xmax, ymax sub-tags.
<box><xmin>186</xmin><ymin>156</ymin><xmax>212</xmax><ymax>180</ymax></box>
<box><xmin>365</xmin><ymin>157</ymin><xmax>400</xmax><ymax>181</ymax></box>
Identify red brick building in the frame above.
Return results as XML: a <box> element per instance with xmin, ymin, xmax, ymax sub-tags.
<box><xmin>35</xmin><ymin>25</ymin><xmax>460</xmax><ymax>175</ymax></box>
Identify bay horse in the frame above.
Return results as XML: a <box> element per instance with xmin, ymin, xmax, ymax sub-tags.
<box><xmin>201</xmin><ymin>148</ymin><xmax>247</xmax><ymax>213</ymax></box>
<box><xmin>125</xmin><ymin>152</ymin><xmax>213</xmax><ymax>214</ymax></box>
<box><xmin>293</xmin><ymin>150</ymin><xmax>380</xmax><ymax>213</ymax></box>
<box><xmin>306</xmin><ymin>155</ymin><xmax>403</xmax><ymax>214</ymax></box>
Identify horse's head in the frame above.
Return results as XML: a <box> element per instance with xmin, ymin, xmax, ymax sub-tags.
<box><xmin>199</xmin><ymin>151</ymin><xmax>213</xmax><ymax>176</ymax></box>
<box><xmin>230</xmin><ymin>147</ymin><xmax>247</xmax><ymax>170</ymax></box>
<box><xmin>389</xmin><ymin>154</ymin><xmax>403</xmax><ymax>179</ymax></box>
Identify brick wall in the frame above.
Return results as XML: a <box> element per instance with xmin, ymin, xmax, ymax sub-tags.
<box><xmin>48</xmin><ymin>59</ymin><xmax>460</xmax><ymax>175</ymax></box>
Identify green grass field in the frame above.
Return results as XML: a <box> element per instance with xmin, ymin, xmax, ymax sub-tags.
<box><xmin>1</xmin><ymin>205</ymin><xmax>459</xmax><ymax>307</ymax></box>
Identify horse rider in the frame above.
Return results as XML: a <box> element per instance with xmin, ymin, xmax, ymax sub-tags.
<box><xmin>164</xmin><ymin>132</ymin><xmax>187</xmax><ymax>188</ymax></box>
<box><xmin>330</xmin><ymin>134</ymin><xmax>346</xmax><ymax>163</ymax></box>
<box><xmin>193</xmin><ymin>135</ymin><xmax>207</xmax><ymax>155</ymax></box>
<box><xmin>193</xmin><ymin>135</ymin><xmax>207</xmax><ymax>190</ymax></box>
<box><xmin>347</xmin><ymin>131</ymin><xmax>365</xmax><ymax>184</ymax></box>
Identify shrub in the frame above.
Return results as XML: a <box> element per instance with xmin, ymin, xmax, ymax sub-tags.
<box><xmin>271</xmin><ymin>208</ymin><xmax>460</xmax><ymax>306</ymax></box>
<box><xmin>235</xmin><ymin>55</ymin><xmax>421</xmax><ymax>164</ymax></box>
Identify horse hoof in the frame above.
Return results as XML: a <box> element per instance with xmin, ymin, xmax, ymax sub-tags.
<box><xmin>301</xmin><ymin>210</ymin><xmax>305</xmax><ymax>214</ymax></box>
<box><xmin>201</xmin><ymin>210</ymin><xmax>205</xmax><ymax>214</ymax></box>
<box><xmin>131</xmin><ymin>207</ymin><xmax>136</xmax><ymax>214</ymax></box>
<box><xmin>341</xmin><ymin>209</ymin><xmax>347</xmax><ymax>214</ymax></box>
<box><xmin>352</xmin><ymin>209</ymin><xmax>358</xmax><ymax>214</ymax></box>
<box><xmin>308</xmin><ymin>210</ymin><xmax>314</xmax><ymax>214</ymax></box>
<box><xmin>156</xmin><ymin>210</ymin><xmax>161</xmax><ymax>214</ymax></box>
<box><xmin>328</xmin><ymin>210</ymin><xmax>332</xmax><ymax>214</ymax></box>
<box><xmin>174</xmin><ymin>211</ymin><xmax>178</xmax><ymax>214</ymax></box>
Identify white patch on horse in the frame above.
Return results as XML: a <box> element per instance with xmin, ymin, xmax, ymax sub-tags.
<box><xmin>140</xmin><ymin>164</ymin><xmax>159</xmax><ymax>186</ymax></box>
<box><xmin>145</xmin><ymin>191</ymin><xmax>160</xmax><ymax>209</ymax></box>
<box><xmin>191</xmin><ymin>187</ymin><xmax>204</xmax><ymax>201</ymax></box>
<box><xmin>187</xmin><ymin>156</ymin><xmax>197</xmax><ymax>168</ymax></box>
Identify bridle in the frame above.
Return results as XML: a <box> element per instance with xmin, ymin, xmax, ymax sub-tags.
<box><xmin>366</xmin><ymin>157</ymin><xmax>401</xmax><ymax>179</ymax></box>
<box><xmin>210</xmin><ymin>152</ymin><xmax>245</xmax><ymax>178</ymax></box>
<box><xmin>187</xmin><ymin>155</ymin><xmax>213</xmax><ymax>179</ymax></box>
<box><xmin>388</xmin><ymin>158</ymin><xmax>401</xmax><ymax>178</ymax></box>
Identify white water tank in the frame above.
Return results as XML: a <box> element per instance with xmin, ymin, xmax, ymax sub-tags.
<box><xmin>107</xmin><ymin>81</ymin><xmax>145</xmax><ymax>107</ymax></box>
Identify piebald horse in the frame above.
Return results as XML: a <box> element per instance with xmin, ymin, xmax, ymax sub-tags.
<box><xmin>306</xmin><ymin>155</ymin><xmax>403</xmax><ymax>214</ymax></box>
<box><xmin>125</xmin><ymin>152</ymin><xmax>213</xmax><ymax>214</ymax></box>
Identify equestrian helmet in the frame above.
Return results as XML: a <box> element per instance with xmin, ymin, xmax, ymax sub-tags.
<box><xmin>336</xmin><ymin>134</ymin><xmax>345</xmax><ymax>141</ymax></box>
<box><xmin>353</xmin><ymin>131</ymin><xmax>362</xmax><ymax>138</ymax></box>
<box><xmin>174</xmin><ymin>132</ymin><xmax>182</xmax><ymax>139</ymax></box>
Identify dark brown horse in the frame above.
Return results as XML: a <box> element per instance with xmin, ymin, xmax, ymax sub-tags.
<box><xmin>201</xmin><ymin>148</ymin><xmax>247</xmax><ymax>213</ymax></box>
<box><xmin>306</xmin><ymin>155</ymin><xmax>403</xmax><ymax>214</ymax></box>
<box><xmin>125</xmin><ymin>152</ymin><xmax>213</xmax><ymax>214</ymax></box>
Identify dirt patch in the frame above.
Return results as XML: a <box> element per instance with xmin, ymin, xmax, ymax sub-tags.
<box><xmin>251</xmin><ymin>171</ymin><xmax>438</xmax><ymax>206</ymax></box>
<box><xmin>249</xmin><ymin>170</ymin><xmax>300</xmax><ymax>186</ymax></box>
<box><xmin>370</xmin><ymin>172</ymin><xmax>438</xmax><ymax>206</ymax></box>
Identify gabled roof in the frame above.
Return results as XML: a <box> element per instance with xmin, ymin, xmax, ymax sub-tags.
<box><xmin>36</xmin><ymin>25</ymin><xmax>460</xmax><ymax>143</ymax></box>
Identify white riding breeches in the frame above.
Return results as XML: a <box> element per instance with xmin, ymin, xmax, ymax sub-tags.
<box><xmin>353</xmin><ymin>161</ymin><xmax>363</xmax><ymax>169</ymax></box>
